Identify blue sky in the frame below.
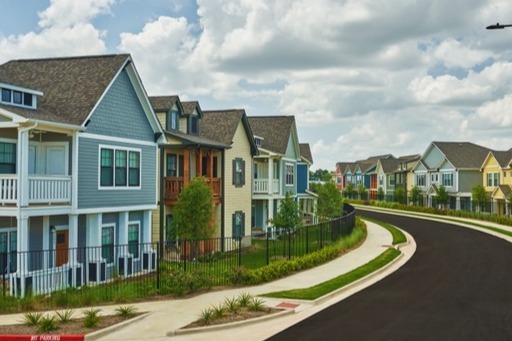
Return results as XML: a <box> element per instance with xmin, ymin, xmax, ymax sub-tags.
<box><xmin>2</xmin><ymin>0</ymin><xmax>512</xmax><ymax>170</ymax></box>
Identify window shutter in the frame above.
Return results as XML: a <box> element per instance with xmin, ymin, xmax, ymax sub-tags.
<box><xmin>232</xmin><ymin>213</ymin><xmax>236</xmax><ymax>238</ymax></box>
<box><xmin>241</xmin><ymin>212</ymin><xmax>246</xmax><ymax>237</ymax></box>
<box><xmin>232</xmin><ymin>159</ymin><xmax>236</xmax><ymax>186</ymax></box>
<box><xmin>241</xmin><ymin>160</ymin><xmax>246</xmax><ymax>186</ymax></box>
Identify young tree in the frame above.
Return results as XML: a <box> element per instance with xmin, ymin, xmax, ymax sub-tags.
<box><xmin>410</xmin><ymin>185</ymin><xmax>421</xmax><ymax>206</ymax></box>
<box><xmin>435</xmin><ymin>184</ymin><xmax>449</xmax><ymax>209</ymax></box>
<box><xmin>472</xmin><ymin>184</ymin><xmax>488</xmax><ymax>213</ymax></box>
<box><xmin>357</xmin><ymin>183</ymin><xmax>367</xmax><ymax>200</ymax></box>
<box><xmin>316</xmin><ymin>182</ymin><xmax>344</xmax><ymax>221</ymax></box>
<box><xmin>506</xmin><ymin>191</ymin><xmax>512</xmax><ymax>217</ymax></box>
<box><xmin>271</xmin><ymin>191</ymin><xmax>301</xmax><ymax>231</ymax></box>
<box><xmin>172</xmin><ymin>177</ymin><xmax>214</xmax><ymax>240</ymax></box>
<box><xmin>377</xmin><ymin>187</ymin><xmax>385</xmax><ymax>201</ymax></box>
<box><xmin>394</xmin><ymin>185</ymin><xmax>406</xmax><ymax>204</ymax></box>
<box><xmin>344</xmin><ymin>182</ymin><xmax>355</xmax><ymax>199</ymax></box>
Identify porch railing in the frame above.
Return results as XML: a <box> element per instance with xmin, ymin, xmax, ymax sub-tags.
<box><xmin>165</xmin><ymin>177</ymin><xmax>222</xmax><ymax>201</ymax></box>
<box><xmin>0</xmin><ymin>175</ymin><xmax>72</xmax><ymax>205</ymax></box>
<box><xmin>253</xmin><ymin>179</ymin><xmax>280</xmax><ymax>194</ymax></box>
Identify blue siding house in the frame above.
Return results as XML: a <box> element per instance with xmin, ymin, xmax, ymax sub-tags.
<box><xmin>0</xmin><ymin>54</ymin><xmax>163</xmax><ymax>296</ymax></box>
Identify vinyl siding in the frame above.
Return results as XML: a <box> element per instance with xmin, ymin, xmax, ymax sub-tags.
<box><xmin>77</xmin><ymin>136</ymin><xmax>157</xmax><ymax>209</ymax></box>
<box><xmin>85</xmin><ymin>69</ymin><xmax>155</xmax><ymax>142</ymax></box>
<box><xmin>459</xmin><ymin>171</ymin><xmax>483</xmax><ymax>193</ymax></box>
<box><xmin>423</xmin><ymin>146</ymin><xmax>444</xmax><ymax>169</ymax></box>
<box><xmin>224</xmin><ymin>120</ymin><xmax>252</xmax><ymax>241</ymax></box>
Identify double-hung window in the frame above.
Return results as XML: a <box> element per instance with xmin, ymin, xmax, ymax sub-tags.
<box><xmin>101</xmin><ymin>226</ymin><xmax>114</xmax><ymax>264</ymax></box>
<box><xmin>286</xmin><ymin>163</ymin><xmax>294</xmax><ymax>186</ymax></box>
<box><xmin>0</xmin><ymin>142</ymin><xmax>16</xmax><ymax>174</ymax></box>
<box><xmin>0</xmin><ymin>230</ymin><xmax>17</xmax><ymax>273</ymax></box>
<box><xmin>232</xmin><ymin>211</ymin><xmax>245</xmax><ymax>239</ymax></box>
<box><xmin>100</xmin><ymin>146</ymin><xmax>141</xmax><ymax>188</ymax></box>
<box><xmin>166</xmin><ymin>154</ymin><xmax>177</xmax><ymax>177</ymax></box>
<box><xmin>417</xmin><ymin>174</ymin><xmax>426</xmax><ymax>187</ymax></box>
<box><xmin>487</xmin><ymin>172</ymin><xmax>499</xmax><ymax>187</ymax></box>
<box><xmin>233</xmin><ymin>158</ymin><xmax>245</xmax><ymax>187</ymax></box>
<box><xmin>128</xmin><ymin>223</ymin><xmax>140</xmax><ymax>259</ymax></box>
<box><xmin>167</xmin><ymin>111</ymin><xmax>179</xmax><ymax>130</ymax></box>
<box><xmin>443</xmin><ymin>173</ymin><xmax>453</xmax><ymax>187</ymax></box>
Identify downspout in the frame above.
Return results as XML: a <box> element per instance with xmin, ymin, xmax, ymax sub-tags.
<box><xmin>221</xmin><ymin>149</ymin><xmax>225</xmax><ymax>252</ymax></box>
<box><xmin>159</xmin><ymin>145</ymin><xmax>165</xmax><ymax>259</ymax></box>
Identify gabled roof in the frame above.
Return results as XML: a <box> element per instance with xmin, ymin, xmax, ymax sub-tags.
<box><xmin>431</xmin><ymin>141</ymin><xmax>491</xmax><ymax>169</ymax></box>
<box><xmin>299</xmin><ymin>143</ymin><xmax>313</xmax><ymax>164</ymax></box>
<box><xmin>490</xmin><ymin>150</ymin><xmax>512</xmax><ymax>168</ymax></box>
<box><xmin>182</xmin><ymin>100</ymin><xmax>202</xmax><ymax>118</ymax></box>
<box><xmin>0</xmin><ymin>54</ymin><xmax>130</xmax><ymax>126</ymax></box>
<box><xmin>248</xmin><ymin>116</ymin><xmax>296</xmax><ymax>155</ymax></box>
<box><xmin>201</xmin><ymin>109</ymin><xmax>257</xmax><ymax>155</ymax></box>
<box><xmin>164</xmin><ymin>129</ymin><xmax>230</xmax><ymax>149</ymax></box>
<box><xmin>493</xmin><ymin>184</ymin><xmax>512</xmax><ymax>199</ymax></box>
<box><xmin>379</xmin><ymin>158</ymin><xmax>399</xmax><ymax>174</ymax></box>
<box><xmin>149</xmin><ymin>95</ymin><xmax>183</xmax><ymax>113</ymax></box>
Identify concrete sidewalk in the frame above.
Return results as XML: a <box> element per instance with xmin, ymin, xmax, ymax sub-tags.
<box><xmin>0</xmin><ymin>220</ymin><xmax>416</xmax><ymax>341</ymax></box>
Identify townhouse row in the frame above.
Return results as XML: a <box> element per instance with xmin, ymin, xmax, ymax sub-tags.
<box><xmin>336</xmin><ymin>141</ymin><xmax>512</xmax><ymax>215</ymax></box>
<box><xmin>0</xmin><ymin>54</ymin><xmax>317</xmax><ymax>295</ymax></box>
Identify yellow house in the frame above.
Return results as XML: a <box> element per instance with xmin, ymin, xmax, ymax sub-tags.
<box><xmin>480</xmin><ymin>150</ymin><xmax>512</xmax><ymax>215</ymax></box>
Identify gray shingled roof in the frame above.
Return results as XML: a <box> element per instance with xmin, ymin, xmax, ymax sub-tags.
<box><xmin>201</xmin><ymin>109</ymin><xmax>244</xmax><ymax>145</ymax></box>
<box><xmin>149</xmin><ymin>95</ymin><xmax>182</xmax><ymax>112</ymax></box>
<box><xmin>164</xmin><ymin>129</ymin><xmax>229</xmax><ymax>149</ymax></box>
<box><xmin>0</xmin><ymin>54</ymin><xmax>129</xmax><ymax>126</ymax></box>
<box><xmin>498</xmin><ymin>184</ymin><xmax>512</xmax><ymax>198</ymax></box>
<box><xmin>182</xmin><ymin>101</ymin><xmax>201</xmax><ymax>116</ymax></box>
<box><xmin>299</xmin><ymin>143</ymin><xmax>313</xmax><ymax>164</ymax></box>
<box><xmin>201</xmin><ymin>109</ymin><xmax>258</xmax><ymax>155</ymax></box>
<box><xmin>380</xmin><ymin>158</ymin><xmax>399</xmax><ymax>173</ymax></box>
<box><xmin>433</xmin><ymin>141</ymin><xmax>492</xmax><ymax>169</ymax></box>
<box><xmin>489</xmin><ymin>150</ymin><xmax>512</xmax><ymax>168</ymax></box>
<box><xmin>248</xmin><ymin>116</ymin><xmax>295</xmax><ymax>155</ymax></box>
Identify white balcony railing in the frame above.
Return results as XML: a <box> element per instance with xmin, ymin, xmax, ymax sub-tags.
<box><xmin>0</xmin><ymin>175</ymin><xmax>72</xmax><ymax>205</ymax></box>
<box><xmin>253</xmin><ymin>179</ymin><xmax>280</xmax><ymax>194</ymax></box>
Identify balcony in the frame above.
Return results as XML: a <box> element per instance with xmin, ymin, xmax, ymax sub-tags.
<box><xmin>253</xmin><ymin>179</ymin><xmax>280</xmax><ymax>195</ymax></box>
<box><xmin>164</xmin><ymin>177</ymin><xmax>222</xmax><ymax>205</ymax></box>
<box><xmin>0</xmin><ymin>175</ymin><xmax>72</xmax><ymax>205</ymax></box>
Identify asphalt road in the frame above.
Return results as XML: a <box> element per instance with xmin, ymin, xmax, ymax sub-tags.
<box><xmin>267</xmin><ymin>210</ymin><xmax>512</xmax><ymax>341</ymax></box>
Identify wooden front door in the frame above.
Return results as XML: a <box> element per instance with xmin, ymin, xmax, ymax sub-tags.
<box><xmin>56</xmin><ymin>230</ymin><xmax>68</xmax><ymax>267</ymax></box>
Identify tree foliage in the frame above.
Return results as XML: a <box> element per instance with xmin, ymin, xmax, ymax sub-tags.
<box><xmin>172</xmin><ymin>177</ymin><xmax>214</xmax><ymax>240</ymax></box>
<box><xmin>344</xmin><ymin>182</ymin><xmax>355</xmax><ymax>198</ymax></box>
<box><xmin>410</xmin><ymin>186</ymin><xmax>421</xmax><ymax>205</ymax></box>
<box><xmin>310</xmin><ymin>169</ymin><xmax>332</xmax><ymax>182</ymax></box>
<box><xmin>316</xmin><ymin>182</ymin><xmax>344</xmax><ymax>221</ymax></box>
<box><xmin>471</xmin><ymin>184</ymin><xmax>488</xmax><ymax>212</ymax></box>
<box><xmin>377</xmin><ymin>187</ymin><xmax>384</xmax><ymax>201</ymax></box>
<box><xmin>435</xmin><ymin>184</ymin><xmax>449</xmax><ymax>209</ymax></box>
<box><xmin>394</xmin><ymin>185</ymin><xmax>406</xmax><ymax>204</ymax></box>
<box><xmin>271</xmin><ymin>192</ymin><xmax>301</xmax><ymax>230</ymax></box>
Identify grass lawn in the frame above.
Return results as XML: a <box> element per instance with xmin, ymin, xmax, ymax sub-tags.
<box><xmin>362</xmin><ymin>217</ymin><xmax>407</xmax><ymax>244</ymax></box>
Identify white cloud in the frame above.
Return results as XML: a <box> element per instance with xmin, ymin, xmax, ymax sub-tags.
<box><xmin>431</xmin><ymin>38</ymin><xmax>492</xmax><ymax>69</ymax></box>
<box><xmin>38</xmin><ymin>0</ymin><xmax>115</xmax><ymax>29</ymax></box>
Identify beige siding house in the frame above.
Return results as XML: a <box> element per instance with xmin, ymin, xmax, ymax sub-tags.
<box><xmin>201</xmin><ymin>109</ymin><xmax>258</xmax><ymax>246</ymax></box>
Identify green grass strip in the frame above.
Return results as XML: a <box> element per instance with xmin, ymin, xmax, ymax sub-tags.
<box><xmin>362</xmin><ymin>217</ymin><xmax>406</xmax><ymax>245</ymax></box>
<box><xmin>359</xmin><ymin>206</ymin><xmax>512</xmax><ymax>238</ymax></box>
<box><xmin>262</xmin><ymin>247</ymin><xmax>401</xmax><ymax>300</ymax></box>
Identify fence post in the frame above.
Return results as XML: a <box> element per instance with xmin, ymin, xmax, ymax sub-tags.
<box><xmin>266</xmin><ymin>233</ymin><xmax>269</xmax><ymax>265</ymax></box>
<box><xmin>238</xmin><ymin>237</ymin><xmax>242</xmax><ymax>267</ymax></box>
<box><xmin>183</xmin><ymin>240</ymin><xmax>187</xmax><ymax>272</ymax></box>
<box><xmin>288</xmin><ymin>230</ymin><xmax>291</xmax><ymax>260</ymax></box>
<box><xmin>306</xmin><ymin>226</ymin><xmax>309</xmax><ymax>254</ymax></box>
<box><xmin>156</xmin><ymin>242</ymin><xmax>160</xmax><ymax>294</ymax></box>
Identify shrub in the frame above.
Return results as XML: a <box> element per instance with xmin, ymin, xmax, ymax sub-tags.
<box><xmin>237</xmin><ymin>292</ymin><xmax>253</xmax><ymax>307</ymax></box>
<box><xmin>198</xmin><ymin>308</ymin><xmax>214</xmax><ymax>326</ymax></box>
<box><xmin>223</xmin><ymin>297</ymin><xmax>240</xmax><ymax>314</ymax></box>
<box><xmin>248</xmin><ymin>298</ymin><xmax>266</xmax><ymax>312</ymax></box>
<box><xmin>83</xmin><ymin>308</ymin><xmax>101</xmax><ymax>328</ymax></box>
<box><xmin>116</xmin><ymin>305</ymin><xmax>137</xmax><ymax>318</ymax></box>
<box><xmin>55</xmin><ymin>309</ymin><xmax>74</xmax><ymax>323</ymax></box>
<box><xmin>21</xmin><ymin>312</ymin><xmax>43</xmax><ymax>326</ymax></box>
<box><xmin>38</xmin><ymin>314</ymin><xmax>59</xmax><ymax>333</ymax></box>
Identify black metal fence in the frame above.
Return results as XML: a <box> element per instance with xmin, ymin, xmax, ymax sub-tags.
<box><xmin>1</xmin><ymin>204</ymin><xmax>356</xmax><ymax>302</ymax></box>
<box><xmin>345</xmin><ymin>192</ymin><xmax>509</xmax><ymax>216</ymax></box>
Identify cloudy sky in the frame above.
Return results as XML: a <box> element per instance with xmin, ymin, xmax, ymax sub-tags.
<box><xmin>1</xmin><ymin>0</ymin><xmax>512</xmax><ymax>170</ymax></box>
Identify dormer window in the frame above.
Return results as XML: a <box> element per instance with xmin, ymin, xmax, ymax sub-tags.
<box><xmin>190</xmin><ymin>116</ymin><xmax>198</xmax><ymax>134</ymax></box>
<box><xmin>167</xmin><ymin>111</ymin><xmax>179</xmax><ymax>130</ymax></box>
<box><xmin>0</xmin><ymin>85</ymin><xmax>39</xmax><ymax>109</ymax></box>
<box><xmin>255</xmin><ymin>138</ymin><xmax>262</xmax><ymax>147</ymax></box>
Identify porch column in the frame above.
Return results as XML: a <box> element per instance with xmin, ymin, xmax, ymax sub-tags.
<box><xmin>86</xmin><ymin>214</ymin><xmax>103</xmax><ymax>282</ymax></box>
<box><xmin>268</xmin><ymin>158</ymin><xmax>274</xmax><ymax>195</ymax></box>
<box><xmin>68</xmin><ymin>214</ymin><xmax>79</xmax><ymax>286</ymax></box>
<box><xmin>118</xmin><ymin>212</ymin><xmax>128</xmax><ymax>255</ymax></box>
<box><xmin>42</xmin><ymin>216</ymin><xmax>50</xmax><ymax>270</ymax></box>
<box><xmin>16</xmin><ymin>216</ymin><xmax>29</xmax><ymax>297</ymax></box>
<box><xmin>17</xmin><ymin>129</ymin><xmax>30</xmax><ymax>207</ymax></box>
<box><xmin>456</xmin><ymin>197</ymin><xmax>461</xmax><ymax>210</ymax></box>
<box><xmin>143</xmin><ymin>210</ymin><xmax>152</xmax><ymax>244</ymax></box>
<box><xmin>184</xmin><ymin>148</ymin><xmax>190</xmax><ymax>186</ymax></box>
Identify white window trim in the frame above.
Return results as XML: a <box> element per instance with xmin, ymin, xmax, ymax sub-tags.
<box><xmin>285</xmin><ymin>163</ymin><xmax>294</xmax><ymax>186</ymax></box>
<box><xmin>98</xmin><ymin>144</ymin><xmax>142</xmax><ymax>190</ymax></box>
<box><xmin>1</xmin><ymin>87</ymin><xmax>38</xmax><ymax>109</ymax></box>
<box><xmin>128</xmin><ymin>221</ymin><xmax>141</xmax><ymax>260</ymax></box>
<box><xmin>101</xmin><ymin>223</ymin><xmax>116</xmax><ymax>266</ymax></box>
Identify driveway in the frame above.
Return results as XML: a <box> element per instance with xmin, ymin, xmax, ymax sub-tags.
<box><xmin>268</xmin><ymin>210</ymin><xmax>512</xmax><ymax>340</ymax></box>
